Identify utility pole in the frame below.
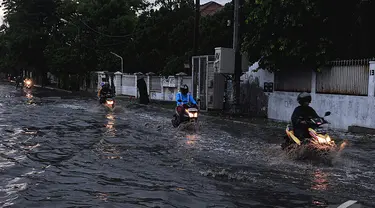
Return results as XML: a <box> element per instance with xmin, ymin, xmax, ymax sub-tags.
<box><xmin>192</xmin><ymin>0</ymin><xmax>200</xmax><ymax>99</ymax></box>
<box><xmin>231</xmin><ymin>0</ymin><xmax>244</xmax><ymax>113</ymax></box>
<box><xmin>193</xmin><ymin>0</ymin><xmax>200</xmax><ymax>56</ymax></box>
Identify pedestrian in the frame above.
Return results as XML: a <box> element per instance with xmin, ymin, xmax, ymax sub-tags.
<box><xmin>137</xmin><ymin>77</ymin><xmax>149</xmax><ymax>105</ymax></box>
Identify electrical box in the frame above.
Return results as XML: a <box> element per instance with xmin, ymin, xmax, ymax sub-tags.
<box><xmin>214</xmin><ymin>47</ymin><xmax>249</xmax><ymax>74</ymax></box>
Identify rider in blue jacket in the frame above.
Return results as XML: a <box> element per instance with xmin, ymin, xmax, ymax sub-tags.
<box><xmin>175</xmin><ymin>84</ymin><xmax>198</xmax><ymax>125</ymax></box>
<box><xmin>176</xmin><ymin>84</ymin><xmax>197</xmax><ymax>106</ymax></box>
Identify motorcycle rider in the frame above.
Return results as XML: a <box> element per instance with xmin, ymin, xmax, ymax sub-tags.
<box><xmin>175</xmin><ymin>84</ymin><xmax>198</xmax><ymax>125</ymax></box>
<box><xmin>98</xmin><ymin>82</ymin><xmax>112</xmax><ymax>104</ymax></box>
<box><xmin>291</xmin><ymin>92</ymin><xmax>319</xmax><ymax>140</ymax></box>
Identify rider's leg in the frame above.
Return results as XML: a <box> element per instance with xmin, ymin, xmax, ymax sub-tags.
<box><xmin>176</xmin><ymin>106</ymin><xmax>185</xmax><ymax>123</ymax></box>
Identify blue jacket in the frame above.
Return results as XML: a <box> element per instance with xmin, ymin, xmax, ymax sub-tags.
<box><xmin>176</xmin><ymin>92</ymin><xmax>197</xmax><ymax>106</ymax></box>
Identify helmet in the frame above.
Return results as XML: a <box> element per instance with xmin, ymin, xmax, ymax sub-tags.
<box><xmin>180</xmin><ymin>84</ymin><xmax>189</xmax><ymax>94</ymax></box>
<box><xmin>297</xmin><ymin>92</ymin><xmax>312</xmax><ymax>105</ymax></box>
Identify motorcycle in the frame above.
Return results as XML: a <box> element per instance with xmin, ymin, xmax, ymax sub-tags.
<box><xmin>24</xmin><ymin>79</ymin><xmax>33</xmax><ymax>89</ymax></box>
<box><xmin>281</xmin><ymin>111</ymin><xmax>339</xmax><ymax>161</ymax></box>
<box><xmin>172</xmin><ymin>100</ymin><xmax>199</xmax><ymax>128</ymax></box>
<box><xmin>101</xmin><ymin>94</ymin><xmax>115</xmax><ymax>110</ymax></box>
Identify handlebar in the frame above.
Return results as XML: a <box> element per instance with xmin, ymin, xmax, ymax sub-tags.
<box><xmin>299</xmin><ymin>117</ymin><xmax>329</xmax><ymax>125</ymax></box>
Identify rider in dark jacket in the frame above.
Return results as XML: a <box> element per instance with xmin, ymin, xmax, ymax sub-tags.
<box><xmin>291</xmin><ymin>92</ymin><xmax>319</xmax><ymax>139</ymax></box>
<box><xmin>98</xmin><ymin>83</ymin><xmax>112</xmax><ymax>104</ymax></box>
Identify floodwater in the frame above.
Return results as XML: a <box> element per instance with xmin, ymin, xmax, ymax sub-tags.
<box><xmin>0</xmin><ymin>83</ymin><xmax>373</xmax><ymax>208</ymax></box>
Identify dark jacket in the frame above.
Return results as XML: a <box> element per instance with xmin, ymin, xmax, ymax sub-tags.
<box><xmin>100</xmin><ymin>86</ymin><xmax>112</xmax><ymax>96</ymax></box>
<box><xmin>291</xmin><ymin>105</ymin><xmax>319</xmax><ymax>138</ymax></box>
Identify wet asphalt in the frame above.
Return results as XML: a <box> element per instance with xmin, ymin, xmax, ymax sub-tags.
<box><xmin>0</xmin><ymin>83</ymin><xmax>373</xmax><ymax>208</ymax></box>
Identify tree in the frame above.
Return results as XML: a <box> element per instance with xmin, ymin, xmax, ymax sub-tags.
<box><xmin>132</xmin><ymin>0</ymin><xmax>195</xmax><ymax>75</ymax></box>
<box><xmin>242</xmin><ymin>0</ymin><xmax>375</xmax><ymax>71</ymax></box>
<box><xmin>199</xmin><ymin>2</ymin><xmax>233</xmax><ymax>55</ymax></box>
<box><xmin>1</xmin><ymin>0</ymin><xmax>60</xmax><ymax>84</ymax></box>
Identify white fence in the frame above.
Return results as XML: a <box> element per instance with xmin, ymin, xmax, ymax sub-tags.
<box><xmin>122</xmin><ymin>75</ymin><xmax>137</xmax><ymax>96</ymax></box>
<box><xmin>316</xmin><ymin>60</ymin><xmax>370</xmax><ymax>96</ymax></box>
<box><xmin>96</xmin><ymin>72</ymin><xmax>193</xmax><ymax>102</ymax></box>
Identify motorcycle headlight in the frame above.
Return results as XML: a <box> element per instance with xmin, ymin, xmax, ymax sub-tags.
<box><xmin>188</xmin><ymin>112</ymin><xmax>197</xmax><ymax>118</ymax></box>
<box><xmin>106</xmin><ymin>100</ymin><xmax>114</xmax><ymax>105</ymax></box>
<box><xmin>316</xmin><ymin>135</ymin><xmax>332</xmax><ymax>144</ymax></box>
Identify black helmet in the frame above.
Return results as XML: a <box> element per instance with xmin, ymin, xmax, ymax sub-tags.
<box><xmin>180</xmin><ymin>84</ymin><xmax>189</xmax><ymax>94</ymax></box>
<box><xmin>297</xmin><ymin>92</ymin><xmax>312</xmax><ymax>105</ymax></box>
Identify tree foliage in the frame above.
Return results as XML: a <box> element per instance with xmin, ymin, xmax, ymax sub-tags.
<box><xmin>242</xmin><ymin>0</ymin><xmax>375</xmax><ymax>71</ymax></box>
<box><xmin>0</xmin><ymin>0</ymin><xmax>374</xmax><ymax>85</ymax></box>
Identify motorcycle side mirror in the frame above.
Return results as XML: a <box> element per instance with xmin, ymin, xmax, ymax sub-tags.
<box><xmin>324</xmin><ymin>111</ymin><xmax>331</xmax><ymax>117</ymax></box>
<box><xmin>178</xmin><ymin>99</ymin><xmax>182</xmax><ymax>102</ymax></box>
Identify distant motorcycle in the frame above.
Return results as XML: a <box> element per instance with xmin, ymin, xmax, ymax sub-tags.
<box><xmin>100</xmin><ymin>94</ymin><xmax>115</xmax><ymax>110</ymax></box>
<box><xmin>24</xmin><ymin>79</ymin><xmax>33</xmax><ymax>89</ymax></box>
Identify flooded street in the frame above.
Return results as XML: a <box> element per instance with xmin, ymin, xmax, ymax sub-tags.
<box><xmin>0</xmin><ymin>83</ymin><xmax>373</xmax><ymax>208</ymax></box>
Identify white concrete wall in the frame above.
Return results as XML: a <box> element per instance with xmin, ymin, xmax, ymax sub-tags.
<box><xmin>240</xmin><ymin>61</ymin><xmax>375</xmax><ymax>130</ymax></box>
<box><xmin>241</xmin><ymin>62</ymin><xmax>274</xmax><ymax>87</ymax></box>
<box><xmin>163</xmin><ymin>87</ymin><xmax>178</xmax><ymax>101</ymax></box>
<box><xmin>268</xmin><ymin>92</ymin><xmax>375</xmax><ymax>130</ymax></box>
<box><xmin>97</xmin><ymin>72</ymin><xmax>189</xmax><ymax>102</ymax></box>
<box><xmin>114</xmin><ymin>72</ymin><xmax>122</xmax><ymax>95</ymax></box>
<box><xmin>122</xmin><ymin>86</ymin><xmax>137</xmax><ymax>97</ymax></box>
<box><xmin>267</xmin><ymin>61</ymin><xmax>375</xmax><ymax>130</ymax></box>
<box><xmin>149</xmin><ymin>92</ymin><xmax>164</xmax><ymax>100</ymax></box>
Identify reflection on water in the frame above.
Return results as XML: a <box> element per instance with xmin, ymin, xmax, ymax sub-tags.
<box><xmin>96</xmin><ymin>113</ymin><xmax>122</xmax><ymax>159</ymax></box>
<box><xmin>24</xmin><ymin>89</ymin><xmax>35</xmax><ymax>105</ymax></box>
<box><xmin>312</xmin><ymin>200</ymin><xmax>327</xmax><ymax>207</ymax></box>
<box><xmin>185</xmin><ymin>134</ymin><xmax>199</xmax><ymax>146</ymax></box>
<box><xmin>311</xmin><ymin>169</ymin><xmax>329</xmax><ymax>191</ymax></box>
<box><xmin>96</xmin><ymin>192</ymin><xmax>109</xmax><ymax>202</ymax></box>
<box><xmin>26</xmin><ymin>93</ymin><xmax>33</xmax><ymax>99</ymax></box>
<box><xmin>105</xmin><ymin>113</ymin><xmax>116</xmax><ymax>137</ymax></box>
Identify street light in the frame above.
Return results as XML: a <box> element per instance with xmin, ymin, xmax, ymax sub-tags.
<box><xmin>110</xmin><ymin>51</ymin><xmax>124</xmax><ymax>73</ymax></box>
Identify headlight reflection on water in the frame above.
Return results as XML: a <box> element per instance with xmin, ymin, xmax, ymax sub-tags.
<box><xmin>185</xmin><ymin>134</ymin><xmax>199</xmax><ymax>146</ymax></box>
<box><xmin>311</xmin><ymin>169</ymin><xmax>329</xmax><ymax>191</ymax></box>
<box><xmin>105</xmin><ymin>113</ymin><xmax>116</xmax><ymax>136</ymax></box>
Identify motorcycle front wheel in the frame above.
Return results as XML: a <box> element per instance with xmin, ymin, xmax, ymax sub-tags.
<box><xmin>171</xmin><ymin>115</ymin><xmax>179</xmax><ymax>128</ymax></box>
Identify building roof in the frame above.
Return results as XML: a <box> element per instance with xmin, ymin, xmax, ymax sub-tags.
<box><xmin>200</xmin><ymin>1</ymin><xmax>224</xmax><ymax>16</ymax></box>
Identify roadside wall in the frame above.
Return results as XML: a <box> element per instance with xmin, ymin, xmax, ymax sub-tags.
<box><xmin>265</xmin><ymin>60</ymin><xmax>375</xmax><ymax>130</ymax></box>
<box><xmin>239</xmin><ymin>62</ymin><xmax>273</xmax><ymax>117</ymax></box>
<box><xmin>95</xmin><ymin>72</ymin><xmax>192</xmax><ymax>102</ymax></box>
